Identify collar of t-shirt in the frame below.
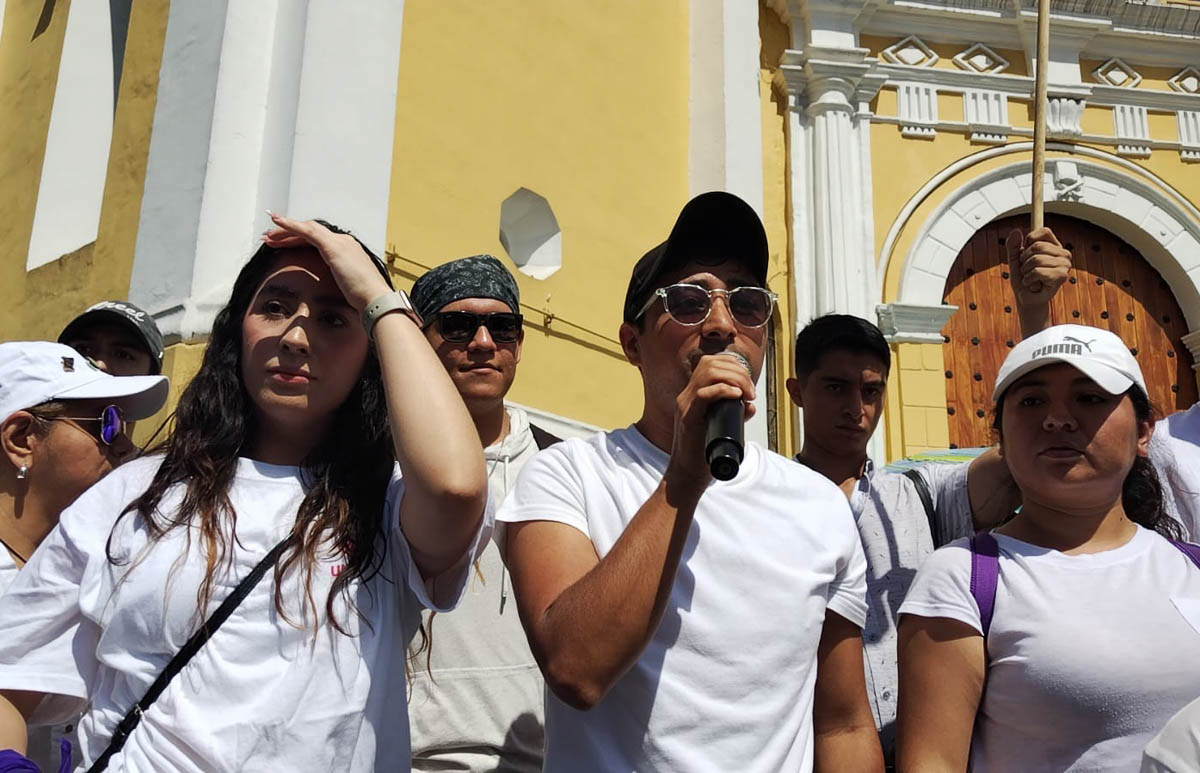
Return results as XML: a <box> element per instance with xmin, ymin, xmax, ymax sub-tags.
<box><xmin>629</xmin><ymin>424</ymin><xmax>761</xmax><ymax>482</ymax></box>
<box><xmin>792</xmin><ymin>454</ymin><xmax>875</xmax><ymax>517</ymax></box>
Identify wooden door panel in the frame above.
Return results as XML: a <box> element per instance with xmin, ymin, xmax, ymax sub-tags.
<box><xmin>941</xmin><ymin>214</ymin><xmax>1197</xmax><ymax>449</ymax></box>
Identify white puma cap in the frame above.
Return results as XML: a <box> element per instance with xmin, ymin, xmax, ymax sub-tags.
<box><xmin>992</xmin><ymin>324</ymin><xmax>1146</xmax><ymax>401</ymax></box>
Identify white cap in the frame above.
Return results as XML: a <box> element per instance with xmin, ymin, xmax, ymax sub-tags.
<box><xmin>992</xmin><ymin>324</ymin><xmax>1146</xmax><ymax>402</ymax></box>
<box><xmin>0</xmin><ymin>341</ymin><xmax>169</xmax><ymax>422</ymax></box>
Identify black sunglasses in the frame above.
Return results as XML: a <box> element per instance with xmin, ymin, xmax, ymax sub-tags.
<box><xmin>427</xmin><ymin>311</ymin><xmax>523</xmax><ymax>344</ymax></box>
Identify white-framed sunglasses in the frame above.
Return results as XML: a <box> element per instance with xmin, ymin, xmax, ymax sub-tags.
<box><xmin>637</xmin><ymin>283</ymin><xmax>778</xmax><ymax>328</ymax></box>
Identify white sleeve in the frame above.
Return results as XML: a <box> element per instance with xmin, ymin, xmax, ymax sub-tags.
<box><xmin>917</xmin><ymin>461</ymin><xmax>974</xmax><ymax>544</ymax></box>
<box><xmin>495</xmin><ymin>443</ymin><xmax>590</xmax><ymax>538</ymax></box>
<box><xmin>1141</xmin><ymin>695</ymin><xmax>1200</xmax><ymax>773</ymax></box>
<box><xmin>0</xmin><ymin>491</ymin><xmax>105</xmax><ymax>723</ymax></box>
<box><xmin>389</xmin><ymin>466</ymin><xmax>496</xmax><ymax>613</ymax></box>
<box><xmin>897</xmin><ymin>537</ymin><xmax>982</xmax><ymax>634</ymax></box>
<box><xmin>825</xmin><ymin>495</ymin><xmax>869</xmax><ymax>629</ymax></box>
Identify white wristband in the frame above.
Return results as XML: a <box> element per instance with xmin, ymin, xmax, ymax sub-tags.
<box><xmin>362</xmin><ymin>290</ymin><xmax>423</xmax><ymax>340</ymax></box>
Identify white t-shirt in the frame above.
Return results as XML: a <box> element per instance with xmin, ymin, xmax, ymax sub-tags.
<box><xmin>900</xmin><ymin>527</ymin><xmax>1200</xmax><ymax>772</ymax></box>
<box><xmin>0</xmin><ymin>548</ymin><xmax>17</xmax><ymax>592</ymax></box>
<box><xmin>1143</xmin><ymin>695</ymin><xmax>1200</xmax><ymax>773</ymax></box>
<box><xmin>497</xmin><ymin>426</ymin><xmax>868</xmax><ymax>773</ymax></box>
<box><xmin>0</xmin><ymin>547</ymin><xmax>79</xmax><ymax>773</ymax></box>
<box><xmin>1151</xmin><ymin>407</ymin><xmax>1200</xmax><ymax>539</ymax></box>
<box><xmin>0</xmin><ymin>455</ymin><xmax>490</xmax><ymax>772</ymax></box>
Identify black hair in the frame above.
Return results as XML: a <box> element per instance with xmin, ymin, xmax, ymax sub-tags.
<box><xmin>794</xmin><ymin>314</ymin><xmax>892</xmax><ymax>380</ymax></box>
<box><xmin>993</xmin><ymin>383</ymin><xmax>1182</xmax><ymax>539</ymax></box>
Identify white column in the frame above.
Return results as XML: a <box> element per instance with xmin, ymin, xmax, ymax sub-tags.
<box><xmin>781</xmin><ymin>46</ymin><xmax>885</xmax><ymax>322</ymax></box>
<box><xmin>129</xmin><ymin>0</ymin><xmax>406</xmax><ymax>341</ymax></box>
<box><xmin>780</xmin><ymin>43</ymin><xmax>887</xmax><ymax>458</ymax></box>
<box><xmin>689</xmin><ymin>0</ymin><xmax>769</xmax><ymax>445</ymax></box>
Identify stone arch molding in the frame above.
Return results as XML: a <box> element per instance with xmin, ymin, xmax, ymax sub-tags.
<box><xmin>896</xmin><ymin>151</ymin><xmax>1200</xmax><ymax>338</ymax></box>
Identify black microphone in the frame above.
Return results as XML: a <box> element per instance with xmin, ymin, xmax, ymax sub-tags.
<box><xmin>706</xmin><ymin>352</ymin><xmax>750</xmax><ymax>481</ymax></box>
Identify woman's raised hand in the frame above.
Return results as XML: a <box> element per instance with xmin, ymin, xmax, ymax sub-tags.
<box><xmin>263</xmin><ymin>213</ymin><xmax>391</xmax><ymax>312</ymax></box>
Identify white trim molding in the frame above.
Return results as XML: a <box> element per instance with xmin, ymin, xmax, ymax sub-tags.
<box><xmin>892</xmin><ymin>149</ymin><xmax>1200</xmax><ymax>333</ymax></box>
<box><xmin>876</xmin><ymin>302</ymin><xmax>958</xmax><ymax>344</ymax></box>
<box><xmin>1182</xmin><ymin>331</ymin><xmax>1200</xmax><ymax>372</ymax></box>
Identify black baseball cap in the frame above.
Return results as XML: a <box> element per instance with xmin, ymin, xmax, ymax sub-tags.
<box><xmin>623</xmin><ymin>191</ymin><xmax>769</xmax><ymax>322</ymax></box>
<box><xmin>59</xmin><ymin>300</ymin><xmax>166</xmax><ymax>375</ymax></box>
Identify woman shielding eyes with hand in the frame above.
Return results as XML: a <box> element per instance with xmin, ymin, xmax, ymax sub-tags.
<box><xmin>0</xmin><ymin>216</ymin><xmax>489</xmax><ymax>772</ymax></box>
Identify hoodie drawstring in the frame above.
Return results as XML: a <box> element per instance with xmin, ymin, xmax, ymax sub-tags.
<box><xmin>499</xmin><ymin>453</ymin><xmax>511</xmax><ymax>615</ymax></box>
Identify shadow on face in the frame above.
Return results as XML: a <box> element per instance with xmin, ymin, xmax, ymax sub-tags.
<box><xmin>240</xmin><ymin>249</ymin><xmax>369</xmax><ymax>443</ymax></box>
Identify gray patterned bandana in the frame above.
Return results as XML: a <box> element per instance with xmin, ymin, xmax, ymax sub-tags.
<box><xmin>411</xmin><ymin>254</ymin><xmax>521</xmax><ymax>319</ymax></box>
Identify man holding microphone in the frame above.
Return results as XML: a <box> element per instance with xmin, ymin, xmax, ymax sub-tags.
<box><xmin>497</xmin><ymin>192</ymin><xmax>880</xmax><ymax>771</ymax></box>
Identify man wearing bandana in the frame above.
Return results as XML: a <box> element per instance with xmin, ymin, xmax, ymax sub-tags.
<box><xmin>408</xmin><ymin>254</ymin><xmax>558</xmax><ymax>772</ymax></box>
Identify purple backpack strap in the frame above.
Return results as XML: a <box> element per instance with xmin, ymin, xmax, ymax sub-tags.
<box><xmin>1169</xmin><ymin>538</ymin><xmax>1200</xmax><ymax>570</ymax></box>
<box><xmin>969</xmin><ymin>532</ymin><xmax>1000</xmax><ymax>638</ymax></box>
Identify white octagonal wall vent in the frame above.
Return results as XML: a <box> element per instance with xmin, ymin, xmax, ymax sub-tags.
<box><xmin>500</xmin><ymin>187</ymin><xmax>562</xmax><ymax>280</ymax></box>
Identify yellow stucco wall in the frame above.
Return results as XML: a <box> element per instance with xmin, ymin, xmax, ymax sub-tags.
<box><xmin>386</xmin><ymin>0</ymin><xmax>689</xmax><ymax>431</ymax></box>
<box><xmin>0</xmin><ymin>0</ymin><xmax>168</xmax><ymax>342</ymax></box>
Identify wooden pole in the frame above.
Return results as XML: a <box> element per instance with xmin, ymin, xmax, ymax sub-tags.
<box><xmin>1032</xmin><ymin>0</ymin><xmax>1051</xmax><ymax>231</ymax></box>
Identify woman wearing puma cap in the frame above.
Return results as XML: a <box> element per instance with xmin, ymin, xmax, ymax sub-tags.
<box><xmin>0</xmin><ymin>340</ymin><xmax>168</xmax><ymax>580</ymax></box>
<box><xmin>896</xmin><ymin>324</ymin><xmax>1200</xmax><ymax>771</ymax></box>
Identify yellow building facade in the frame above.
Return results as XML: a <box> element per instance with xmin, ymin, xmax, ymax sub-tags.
<box><xmin>3</xmin><ymin>0</ymin><xmax>1200</xmax><ymax>460</ymax></box>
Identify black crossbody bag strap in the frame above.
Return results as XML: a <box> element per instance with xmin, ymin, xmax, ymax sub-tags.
<box><xmin>902</xmin><ymin>468</ymin><xmax>942</xmax><ymax>548</ymax></box>
<box><xmin>86</xmin><ymin>537</ymin><xmax>292</xmax><ymax>773</ymax></box>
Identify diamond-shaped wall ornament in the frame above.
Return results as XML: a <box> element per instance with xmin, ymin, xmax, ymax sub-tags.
<box><xmin>952</xmin><ymin>43</ymin><xmax>1010</xmax><ymax>75</ymax></box>
<box><xmin>1092</xmin><ymin>58</ymin><xmax>1142</xmax><ymax>88</ymax></box>
<box><xmin>882</xmin><ymin>36</ymin><xmax>939</xmax><ymax>68</ymax></box>
<box><xmin>1169</xmin><ymin>67</ymin><xmax>1200</xmax><ymax>95</ymax></box>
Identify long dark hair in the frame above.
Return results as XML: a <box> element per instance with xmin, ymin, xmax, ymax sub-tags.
<box><xmin>111</xmin><ymin>228</ymin><xmax>396</xmax><ymax>633</ymax></box>
<box><xmin>994</xmin><ymin>384</ymin><xmax>1183</xmax><ymax>539</ymax></box>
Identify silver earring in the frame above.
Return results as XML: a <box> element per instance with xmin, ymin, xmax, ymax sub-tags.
<box><xmin>16</xmin><ymin>466</ymin><xmax>27</xmax><ymax>480</ymax></box>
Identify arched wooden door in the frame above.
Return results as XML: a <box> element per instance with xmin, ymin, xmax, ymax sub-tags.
<box><xmin>941</xmin><ymin>213</ymin><xmax>1197</xmax><ymax>449</ymax></box>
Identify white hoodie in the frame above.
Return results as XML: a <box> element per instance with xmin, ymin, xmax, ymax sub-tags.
<box><xmin>409</xmin><ymin>405</ymin><xmax>545</xmax><ymax>772</ymax></box>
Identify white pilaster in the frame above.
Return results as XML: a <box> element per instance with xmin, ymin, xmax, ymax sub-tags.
<box><xmin>963</xmin><ymin>89</ymin><xmax>1008</xmax><ymax>145</ymax></box>
<box><xmin>897</xmin><ymin>82</ymin><xmax>938</xmax><ymax>138</ymax></box>
<box><xmin>780</xmin><ymin>38</ymin><xmax>887</xmax><ymax>459</ymax></box>
<box><xmin>689</xmin><ymin>0</ymin><xmax>768</xmax><ymax>444</ymax></box>
<box><xmin>1179</xmin><ymin>110</ymin><xmax>1200</xmax><ymax>163</ymax></box>
<box><xmin>1114</xmin><ymin>103</ymin><xmax>1152</xmax><ymax>159</ymax></box>
<box><xmin>129</xmin><ymin>0</ymin><xmax>406</xmax><ymax>341</ymax></box>
<box><xmin>780</xmin><ymin>45</ymin><xmax>885</xmax><ymax>323</ymax></box>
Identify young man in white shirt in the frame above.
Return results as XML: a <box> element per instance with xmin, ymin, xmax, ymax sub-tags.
<box><xmin>407</xmin><ymin>254</ymin><xmax>558</xmax><ymax>772</ymax></box>
<box><xmin>498</xmin><ymin>192</ymin><xmax>880</xmax><ymax>772</ymax></box>
<box><xmin>785</xmin><ymin>228</ymin><xmax>1072</xmax><ymax>764</ymax></box>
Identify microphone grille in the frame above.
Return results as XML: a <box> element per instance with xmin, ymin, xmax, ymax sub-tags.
<box><xmin>716</xmin><ymin>350</ymin><xmax>751</xmax><ymax>375</ymax></box>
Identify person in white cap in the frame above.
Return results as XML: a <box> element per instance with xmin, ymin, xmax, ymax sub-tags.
<box><xmin>895</xmin><ymin>324</ymin><xmax>1200</xmax><ymax>772</ymax></box>
<box><xmin>0</xmin><ymin>340</ymin><xmax>168</xmax><ymax>583</ymax></box>
<box><xmin>0</xmin><ymin>341</ymin><xmax>168</xmax><ymax>773</ymax></box>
